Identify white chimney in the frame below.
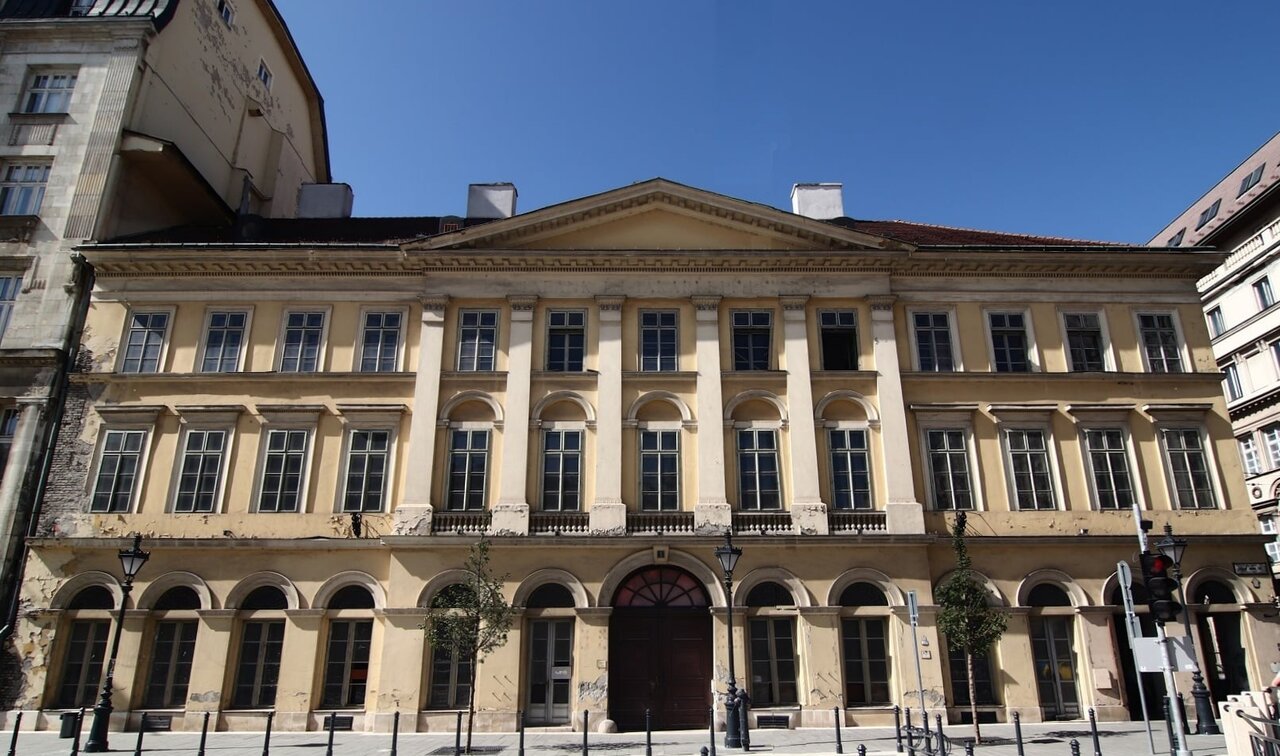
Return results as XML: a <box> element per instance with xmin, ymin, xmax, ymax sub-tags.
<box><xmin>467</xmin><ymin>183</ymin><xmax>518</xmax><ymax>219</ymax></box>
<box><xmin>790</xmin><ymin>183</ymin><xmax>844</xmax><ymax>220</ymax></box>
<box><xmin>296</xmin><ymin>183</ymin><xmax>354</xmax><ymax>218</ymax></box>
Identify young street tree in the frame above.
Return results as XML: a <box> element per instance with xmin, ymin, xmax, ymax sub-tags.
<box><xmin>934</xmin><ymin>511</ymin><xmax>1007</xmax><ymax>744</ymax></box>
<box><xmin>426</xmin><ymin>539</ymin><xmax>515</xmax><ymax>753</ymax></box>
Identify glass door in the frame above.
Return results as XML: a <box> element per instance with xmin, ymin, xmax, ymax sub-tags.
<box><xmin>1031</xmin><ymin>616</ymin><xmax>1080</xmax><ymax>720</ymax></box>
<box><xmin>527</xmin><ymin>619</ymin><xmax>573</xmax><ymax>724</ymax></box>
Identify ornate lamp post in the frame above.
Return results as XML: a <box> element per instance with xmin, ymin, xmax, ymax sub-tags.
<box><xmin>714</xmin><ymin>530</ymin><xmax>743</xmax><ymax>748</ymax></box>
<box><xmin>84</xmin><ymin>534</ymin><xmax>150</xmax><ymax>753</ymax></box>
<box><xmin>1155</xmin><ymin>524</ymin><xmax>1221</xmax><ymax>735</ymax></box>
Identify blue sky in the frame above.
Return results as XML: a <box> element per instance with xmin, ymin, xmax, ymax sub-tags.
<box><xmin>275</xmin><ymin>0</ymin><xmax>1280</xmax><ymax>243</ymax></box>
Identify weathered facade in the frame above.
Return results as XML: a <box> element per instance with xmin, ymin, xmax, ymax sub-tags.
<box><xmin>11</xmin><ymin>179</ymin><xmax>1277</xmax><ymax>734</ymax></box>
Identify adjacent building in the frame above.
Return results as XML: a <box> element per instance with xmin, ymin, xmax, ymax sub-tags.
<box><xmin>8</xmin><ymin>178</ymin><xmax>1275</xmax><ymax>734</ymax></box>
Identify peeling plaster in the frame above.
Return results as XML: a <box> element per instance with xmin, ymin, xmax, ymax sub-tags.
<box><xmin>577</xmin><ymin>672</ymin><xmax>607</xmax><ymax>703</ymax></box>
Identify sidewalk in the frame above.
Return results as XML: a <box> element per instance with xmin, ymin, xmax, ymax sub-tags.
<box><xmin>0</xmin><ymin>720</ymin><xmax>1228</xmax><ymax>756</ymax></box>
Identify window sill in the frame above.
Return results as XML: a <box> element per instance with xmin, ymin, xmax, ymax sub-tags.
<box><xmin>7</xmin><ymin>111</ymin><xmax>68</xmax><ymax>123</ymax></box>
<box><xmin>722</xmin><ymin>370</ymin><xmax>787</xmax><ymax>379</ymax></box>
<box><xmin>623</xmin><ymin>370</ymin><xmax>696</xmax><ymax>379</ymax></box>
<box><xmin>532</xmin><ymin>370</ymin><xmax>598</xmax><ymax>380</ymax></box>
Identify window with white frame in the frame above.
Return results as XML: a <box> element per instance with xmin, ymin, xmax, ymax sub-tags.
<box><xmin>639</xmin><ymin>310</ymin><xmax>678</xmax><ymax>372</ymax></box>
<box><xmin>829</xmin><ymin>428</ymin><xmax>871</xmax><ymax>510</ymax></box>
<box><xmin>341</xmin><ymin>429</ymin><xmax>390</xmax><ymax>513</ymax></box>
<box><xmin>1207</xmin><ymin>307</ymin><xmax>1225</xmax><ymax>338</ymax></box>
<box><xmin>457</xmin><ymin>310</ymin><xmax>497</xmax><ymax>371</ymax></box>
<box><xmin>1063</xmin><ymin>312</ymin><xmax>1106</xmax><ymax>372</ymax></box>
<box><xmin>320</xmin><ymin>619</ymin><xmax>371</xmax><ymax>708</ymax></box>
<box><xmin>256</xmin><ymin>60</ymin><xmax>272</xmax><ymax>90</ymax></box>
<box><xmin>0</xmin><ymin>408</ymin><xmax>17</xmax><ymax>480</ymax></box>
<box><xmin>1239</xmin><ymin>164</ymin><xmax>1266</xmax><ymax>197</ymax></box>
<box><xmin>1223</xmin><ymin>364</ymin><xmax>1243</xmax><ymax>401</ymax></box>
<box><xmin>0</xmin><ymin>163</ymin><xmax>49</xmax><ymax>215</ymax></box>
<box><xmin>546</xmin><ymin>310</ymin><xmax>585</xmax><ymax>372</ymax></box>
<box><xmin>1195</xmin><ymin>198</ymin><xmax>1221</xmax><ymax>230</ymax></box>
<box><xmin>201</xmin><ymin>310</ymin><xmax>247</xmax><ymax>372</ymax></box>
<box><xmin>541</xmin><ymin>429</ymin><xmax>582</xmax><ymax>511</ymax></box>
<box><xmin>358</xmin><ymin>311</ymin><xmax>401</xmax><ymax>372</ymax></box>
<box><xmin>1083</xmin><ymin>428</ymin><xmax>1135</xmax><ymax>510</ymax></box>
<box><xmin>446</xmin><ymin>429</ymin><xmax>488</xmax><ymax>511</ymax></box>
<box><xmin>279</xmin><ymin>311</ymin><xmax>325</xmax><ymax>372</ymax></box>
<box><xmin>173</xmin><ymin>429</ymin><xmax>227</xmax><ymax>513</ymax></box>
<box><xmin>0</xmin><ymin>276</ymin><xmax>18</xmax><ymax>343</ymax></box>
<box><xmin>988</xmin><ymin>311</ymin><xmax>1032</xmax><ymax>372</ymax></box>
<box><xmin>21</xmin><ymin>71</ymin><xmax>76</xmax><ymax>113</ymax></box>
<box><xmin>1003</xmin><ymin>428</ymin><xmax>1057</xmax><ymax>510</ymax></box>
<box><xmin>1161</xmin><ymin>428</ymin><xmax>1218</xmax><ymax>509</ymax></box>
<box><xmin>926</xmin><ymin>428</ymin><xmax>974</xmax><ymax>510</ymax></box>
<box><xmin>256</xmin><ymin>429</ymin><xmax>310</xmax><ymax>513</ymax></box>
<box><xmin>1267</xmin><ymin>541</ymin><xmax>1280</xmax><ymax>563</ymax></box>
<box><xmin>121</xmin><ymin>311</ymin><xmax>169</xmax><ymax>373</ymax></box>
<box><xmin>1138</xmin><ymin>314</ymin><xmax>1184</xmax><ymax>373</ymax></box>
<box><xmin>639</xmin><ymin>429</ymin><xmax>679</xmax><ymax>511</ymax></box>
<box><xmin>732</xmin><ymin>311</ymin><xmax>772</xmax><ymax>371</ymax></box>
<box><xmin>737</xmin><ymin>428</ymin><xmax>781</xmax><ymax>510</ymax></box>
<box><xmin>90</xmin><ymin>429</ymin><xmax>147</xmax><ymax>513</ymax></box>
<box><xmin>216</xmin><ymin>0</ymin><xmax>235</xmax><ymax>26</ymax></box>
<box><xmin>1262</xmin><ymin>516</ymin><xmax>1277</xmax><ymax>536</ymax></box>
<box><xmin>912</xmin><ymin>311</ymin><xmax>956</xmax><ymax>371</ymax></box>
<box><xmin>1239</xmin><ymin>435</ymin><xmax>1262</xmax><ymax>476</ymax></box>
<box><xmin>1256</xmin><ymin>278</ymin><xmax>1276</xmax><ymax>310</ymax></box>
<box><xmin>820</xmin><ymin>310</ymin><xmax>859</xmax><ymax>370</ymax></box>
<box><xmin>1267</xmin><ymin>426</ymin><xmax>1280</xmax><ymax>470</ymax></box>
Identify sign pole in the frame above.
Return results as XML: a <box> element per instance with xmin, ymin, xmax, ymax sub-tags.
<box><xmin>1118</xmin><ymin>561</ymin><xmax>1157</xmax><ymax>755</ymax></box>
<box><xmin>907</xmin><ymin>590</ymin><xmax>927</xmax><ymax>721</ymax></box>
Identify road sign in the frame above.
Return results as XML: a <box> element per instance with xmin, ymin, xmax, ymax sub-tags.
<box><xmin>907</xmin><ymin>590</ymin><xmax>919</xmax><ymax>627</ymax></box>
<box><xmin>1117</xmin><ymin>561</ymin><xmax>1141</xmax><ymax>640</ymax></box>
<box><xmin>1133</xmin><ymin>636</ymin><xmax>1197</xmax><ymax>673</ymax></box>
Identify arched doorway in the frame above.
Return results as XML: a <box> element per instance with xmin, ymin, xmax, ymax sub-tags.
<box><xmin>1194</xmin><ymin>580</ymin><xmax>1250</xmax><ymax>701</ymax></box>
<box><xmin>1028</xmin><ymin>584</ymin><xmax>1080</xmax><ymax>720</ymax></box>
<box><xmin>609</xmin><ymin>565</ymin><xmax>712</xmax><ymax>731</ymax></box>
<box><xmin>1107</xmin><ymin>582</ymin><xmax>1166</xmax><ymax>721</ymax></box>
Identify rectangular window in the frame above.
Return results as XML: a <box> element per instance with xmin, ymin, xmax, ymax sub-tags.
<box><xmin>913</xmin><ymin>312</ymin><xmax>955</xmax><ymax>371</ymax></box>
<box><xmin>257</xmin><ymin>429</ymin><xmax>309</xmax><ymax>513</ymax></box>
<box><xmin>541</xmin><ymin>429</ymin><xmax>581</xmax><ymax>511</ymax></box>
<box><xmin>1267</xmin><ymin>427</ymin><xmax>1280</xmax><ymax>469</ymax></box>
<box><xmin>90</xmin><ymin>429</ymin><xmax>146</xmax><ymax>513</ymax></box>
<box><xmin>947</xmin><ymin>641</ymin><xmax>997</xmax><ymax>706</ymax></box>
<box><xmin>820</xmin><ymin>310</ymin><xmax>859</xmax><ymax>370</ymax></box>
<box><xmin>1239</xmin><ymin>164</ymin><xmax>1266</xmax><ymax>197</ymax></box>
<box><xmin>321</xmin><ymin>619</ymin><xmax>372</xmax><ymax>708</ymax></box>
<box><xmin>1195</xmin><ymin>198</ymin><xmax>1221</xmax><ymax>230</ymax></box>
<box><xmin>842</xmin><ymin>618</ymin><xmax>891</xmax><ymax>706</ymax></box>
<box><xmin>1063</xmin><ymin>313</ymin><xmax>1105</xmax><ymax>372</ymax></box>
<box><xmin>1138</xmin><ymin>314</ymin><xmax>1184</xmax><ymax>373</ymax></box>
<box><xmin>1207</xmin><ymin>307</ymin><xmax>1225</xmax><ymax>338</ymax></box>
<box><xmin>988</xmin><ymin>311</ymin><xmax>1031</xmax><ymax>372</ymax></box>
<box><xmin>1167</xmin><ymin>228</ymin><xmax>1186</xmax><ymax>247</ymax></box>
<box><xmin>1083</xmin><ymin>429</ymin><xmax>1135</xmax><ymax>510</ymax></box>
<box><xmin>279</xmin><ymin>311</ymin><xmax>325</xmax><ymax>372</ymax></box>
<box><xmin>0</xmin><ymin>275</ymin><xmax>19</xmax><ymax>341</ymax></box>
<box><xmin>57</xmin><ymin>620</ymin><xmax>109</xmax><ymax>707</ymax></box>
<box><xmin>732</xmin><ymin>311</ymin><xmax>772</xmax><ymax>370</ymax></box>
<box><xmin>749</xmin><ymin>617</ymin><xmax>798</xmax><ymax>706</ymax></box>
<box><xmin>121</xmin><ymin>311</ymin><xmax>169</xmax><ymax>373</ymax></box>
<box><xmin>1256</xmin><ymin>278</ymin><xmax>1275</xmax><ymax>310</ymax></box>
<box><xmin>216</xmin><ymin>0</ymin><xmax>235</xmax><ymax>26</ymax></box>
<box><xmin>639</xmin><ymin>429</ymin><xmax>679</xmax><ymax>511</ymax></box>
<box><xmin>1262</xmin><ymin>517</ymin><xmax>1277</xmax><ymax>536</ymax></box>
<box><xmin>1162</xmin><ymin>428</ymin><xmax>1217</xmax><ymax>509</ymax></box>
<box><xmin>68</xmin><ymin>0</ymin><xmax>93</xmax><ymax>16</ymax></box>
<box><xmin>1240</xmin><ymin>436</ymin><xmax>1262</xmax><ymax>476</ymax></box>
<box><xmin>144</xmin><ymin>620</ymin><xmax>197</xmax><ymax>708</ymax></box>
<box><xmin>201</xmin><ymin>311</ymin><xmax>246</xmax><ymax>372</ymax></box>
<box><xmin>926</xmin><ymin>429</ymin><xmax>973</xmax><ymax>511</ymax></box>
<box><xmin>546</xmin><ymin>310</ymin><xmax>585</xmax><ymax>372</ymax></box>
<box><xmin>1004</xmin><ymin>429</ymin><xmax>1056</xmax><ymax>510</ymax></box>
<box><xmin>359</xmin><ymin>311</ymin><xmax>401</xmax><ymax>372</ymax></box>
<box><xmin>342</xmin><ymin>430</ymin><xmax>390</xmax><ymax>513</ymax></box>
<box><xmin>457</xmin><ymin>310</ymin><xmax>497</xmax><ymax>371</ymax></box>
<box><xmin>174</xmin><ymin>430</ymin><xmax>226</xmax><ymax>513</ymax></box>
<box><xmin>233</xmin><ymin>620</ymin><xmax>284</xmax><ymax>709</ymax></box>
<box><xmin>446</xmin><ymin>429</ymin><xmax>488</xmax><ymax>511</ymax></box>
<box><xmin>21</xmin><ymin>71</ymin><xmax>76</xmax><ymax>113</ymax></box>
<box><xmin>737</xmin><ymin>429</ymin><xmax>781</xmax><ymax>510</ymax></box>
<box><xmin>257</xmin><ymin>60</ymin><xmax>273</xmax><ymax>90</ymax></box>
<box><xmin>0</xmin><ymin>163</ymin><xmax>49</xmax><ymax>215</ymax></box>
<box><xmin>639</xmin><ymin>310</ymin><xmax>678</xmax><ymax>372</ymax></box>
<box><xmin>1267</xmin><ymin>541</ymin><xmax>1280</xmax><ymax>563</ymax></box>
<box><xmin>429</xmin><ymin>643</ymin><xmax>475</xmax><ymax>709</ymax></box>
<box><xmin>1224</xmin><ymin>364</ymin><xmax>1243</xmax><ymax>401</ymax></box>
<box><xmin>829</xmin><ymin>429</ymin><xmax>871</xmax><ymax>510</ymax></box>
<box><xmin>0</xmin><ymin>408</ymin><xmax>18</xmax><ymax>480</ymax></box>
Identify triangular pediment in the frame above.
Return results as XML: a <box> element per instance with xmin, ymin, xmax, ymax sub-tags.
<box><xmin>404</xmin><ymin>179</ymin><xmax>912</xmax><ymax>253</ymax></box>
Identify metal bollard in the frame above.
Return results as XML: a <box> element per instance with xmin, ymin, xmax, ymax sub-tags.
<box><xmin>582</xmin><ymin>709</ymin><xmax>589</xmax><ymax>756</ymax></box>
<box><xmin>965</xmin><ymin>743</ymin><xmax>975</xmax><ymax>756</ymax></box>
<box><xmin>1177</xmin><ymin>693</ymin><xmax>1190</xmax><ymax>736</ymax></box>
<box><xmin>1014</xmin><ymin>710</ymin><xmax>1025</xmax><ymax>756</ymax></box>
<box><xmin>1070</xmin><ymin>738</ymin><xmax>1081</xmax><ymax>756</ymax></box>
<box><xmin>455</xmin><ymin>711</ymin><xmax>463</xmax><ymax>756</ymax></box>
<box><xmin>262</xmin><ymin>710</ymin><xmax>274</xmax><ymax>756</ymax></box>
<box><xmin>834</xmin><ymin>707</ymin><xmax>844</xmax><ymax>754</ymax></box>
<box><xmin>1087</xmin><ymin>708</ymin><xmax>1101</xmax><ymax>756</ymax></box>
<box><xmin>708</xmin><ymin>706</ymin><xmax>716</xmax><ymax>756</ymax></box>
<box><xmin>391</xmin><ymin>711</ymin><xmax>400</xmax><ymax>756</ymax></box>
<box><xmin>7</xmin><ymin>711</ymin><xmax>21</xmax><ymax>756</ymax></box>
<box><xmin>738</xmin><ymin>690</ymin><xmax>750</xmax><ymax>750</ymax></box>
<box><xmin>517</xmin><ymin>710</ymin><xmax>524</xmax><ymax>756</ymax></box>
<box><xmin>894</xmin><ymin>705</ymin><xmax>904</xmax><ymax>753</ymax></box>
<box><xmin>132</xmin><ymin>715</ymin><xmax>146</xmax><ymax>756</ymax></box>
<box><xmin>69</xmin><ymin>708</ymin><xmax>84</xmax><ymax>756</ymax></box>
<box><xmin>326</xmin><ymin>712</ymin><xmax>337</xmax><ymax>756</ymax></box>
<box><xmin>906</xmin><ymin>719</ymin><xmax>915</xmax><ymax>756</ymax></box>
<box><xmin>1162</xmin><ymin>697</ymin><xmax>1176</xmax><ymax>753</ymax></box>
<box><xmin>935</xmin><ymin>713</ymin><xmax>944</xmax><ymax>754</ymax></box>
<box><xmin>646</xmin><ymin>708</ymin><xmax>652</xmax><ymax>756</ymax></box>
<box><xmin>859</xmin><ymin>745</ymin><xmax>867</xmax><ymax>756</ymax></box>
<box><xmin>701</xmin><ymin>749</ymin><xmax>709</xmax><ymax>756</ymax></box>
<box><xmin>198</xmin><ymin>711</ymin><xmax>210</xmax><ymax>756</ymax></box>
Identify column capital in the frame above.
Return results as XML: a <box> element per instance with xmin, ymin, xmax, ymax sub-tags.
<box><xmin>692</xmin><ymin>296</ymin><xmax>722</xmax><ymax>321</ymax></box>
<box><xmin>596</xmin><ymin>296</ymin><xmax>625</xmax><ymax>322</ymax></box>
<box><xmin>869</xmin><ymin>296</ymin><xmax>897</xmax><ymax>320</ymax></box>
<box><xmin>508</xmin><ymin>295</ymin><xmax>538</xmax><ymax>322</ymax></box>
<box><xmin>419</xmin><ymin>295</ymin><xmax>449</xmax><ymax>318</ymax></box>
<box><xmin>779</xmin><ymin>295</ymin><xmax>809</xmax><ymax>317</ymax></box>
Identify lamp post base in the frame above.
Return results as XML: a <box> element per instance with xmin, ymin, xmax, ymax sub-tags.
<box><xmin>1190</xmin><ymin>674</ymin><xmax>1220</xmax><ymax>735</ymax></box>
<box><xmin>82</xmin><ymin>702</ymin><xmax>113</xmax><ymax>753</ymax></box>
<box><xmin>724</xmin><ymin>694</ymin><xmax>741</xmax><ymax>749</ymax></box>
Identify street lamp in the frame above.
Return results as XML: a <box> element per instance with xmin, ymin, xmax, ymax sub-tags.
<box><xmin>84</xmin><ymin>534</ymin><xmax>150</xmax><ymax>753</ymax></box>
<box><xmin>714</xmin><ymin>530</ymin><xmax>743</xmax><ymax>749</ymax></box>
<box><xmin>1155</xmin><ymin>524</ymin><xmax>1221</xmax><ymax>736</ymax></box>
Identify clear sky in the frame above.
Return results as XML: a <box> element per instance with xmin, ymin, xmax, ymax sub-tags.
<box><xmin>274</xmin><ymin>0</ymin><xmax>1280</xmax><ymax>244</ymax></box>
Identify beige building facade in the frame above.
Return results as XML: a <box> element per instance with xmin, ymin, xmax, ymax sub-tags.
<box><xmin>10</xmin><ymin>180</ymin><xmax>1277</xmax><ymax>733</ymax></box>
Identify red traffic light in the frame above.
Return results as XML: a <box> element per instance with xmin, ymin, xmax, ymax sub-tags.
<box><xmin>1147</xmin><ymin>553</ymin><xmax>1174</xmax><ymax>576</ymax></box>
<box><xmin>1139</xmin><ymin>551</ymin><xmax>1182</xmax><ymax>623</ymax></box>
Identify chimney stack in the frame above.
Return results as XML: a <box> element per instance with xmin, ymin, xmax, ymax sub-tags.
<box><xmin>296</xmin><ymin>183</ymin><xmax>354</xmax><ymax>218</ymax></box>
<box><xmin>790</xmin><ymin>183</ymin><xmax>844</xmax><ymax>220</ymax></box>
<box><xmin>467</xmin><ymin>183</ymin><xmax>518</xmax><ymax>219</ymax></box>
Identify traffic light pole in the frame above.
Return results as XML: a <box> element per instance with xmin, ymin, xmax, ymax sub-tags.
<box><xmin>1156</xmin><ymin>621</ymin><xmax>1192</xmax><ymax>756</ymax></box>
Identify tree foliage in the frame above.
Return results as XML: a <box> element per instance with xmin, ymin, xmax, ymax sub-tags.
<box><xmin>934</xmin><ymin>512</ymin><xmax>1007</xmax><ymax>744</ymax></box>
<box><xmin>425</xmin><ymin>539</ymin><xmax>515</xmax><ymax>753</ymax></box>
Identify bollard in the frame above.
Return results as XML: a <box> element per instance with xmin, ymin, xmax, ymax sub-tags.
<box><xmin>646</xmin><ymin>708</ymin><xmax>652</xmax><ymax>756</ymax></box>
<box><xmin>1177</xmin><ymin>693</ymin><xmax>1190</xmax><ymax>736</ymax></box>
<box><xmin>454</xmin><ymin>711</ymin><xmax>463</xmax><ymax>756</ymax></box>
<box><xmin>834</xmin><ymin>707</ymin><xmax>844</xmax><ymax>754</ymax></box>
<box><xmin>1070</xmin><ymin>738</ymin><xmax>1081</xmax><ymax>756</ymax></box>
<box><xmin>1088</xmin><ymin>708</ymin><xmax>1101</xmax><ymax>756</ymax></box>
<box><xmin>132</xmin><ymin>715</ymin><xmax>145</xmax><ymax>756</ymax></box>
<box><xmin>517</xmin><ymin>710</ymin><xmax>524</xmax><ymax>756</ymax></box>
<box><xmin>1162</xmin><ymin>697</ymin><xmax>1176</xmax><ymax>754</ymax></box>
<box><xmin>906</xmin><ymin>719</ymin><xmax>915</xmax><ymax>756</ymax></box>
<box><xmin>708</xmin><ymin>706</ymin><xmax>716</xmax><ymax>756</ymax></box>
<box><xmin>326</xmin><ymin>711</ymin><xmax>337</xmax><ymax>756</ymax></box>
<box><xmin>965</xmin><ymin>743</ymin><xmax>975</xmax><ymax>756</ymax></box>
<box><xmin>7</xmin><ymin>711</ymin><xmax>21</xmax><ymax>756</ymax></box>
<box><xmin>391</xmin><ymin>711</ymin><xmax>400</xmax><ymax>756</ymax></box>
<box><xmin>262</xmin><ymin>711</ymin><xmax>274</xmax><ymax>756</ymax></box>
<box><xmin>1014</xmin><ymin>710</ymin><xmax>1025</xmax><ymax>756</ymax></box>
<box><xmin>702</xmin><ymin>749</ymin><xmax>709</xmax><ymax>756</ymax></box>
<box><xmin>69</xmin><ymin>708</ymin><xmax>84</xmax><ymax>756</ymax></box>
<box><xmin>894</xmin><ymin>705</ymin><xmax>904</xmax><ymax>753</ymax></box>
<box><xmin>935</xmin><ymin>713</ymin><xmax>944</xmax><ymax>754</ymax></box>
<box><xmin>583</xmin><ymin>710</ymin><xmax>590</xmax><ymax>756</ymax></box>
<box><xmin>737</xmin><ymin>690</ymin><xmax>750</xmax><ymax>750</ymax></box>
<box><xmin>198</xmin><ymin>711</ymin><xmax>210</xmax><ymax>756</ymax></box>
<box><xmin>859</xmin><ymin>745</ymin><xmax>867</xmax><ymax>756</ymax></box>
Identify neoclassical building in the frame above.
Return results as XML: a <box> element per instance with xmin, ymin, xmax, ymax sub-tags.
<box><xmin>9</xmin><ymin>179</ymin><xmax>1277</xmax><ymax>734</ymax></box>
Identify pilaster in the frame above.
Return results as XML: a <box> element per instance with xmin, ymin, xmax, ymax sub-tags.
<box><xmin>780</xmin><ymin>296</ymin><xmax>827</xmax><ymax>534</ymax></box>
<box><xmin>573</xmin><ymin>608</ymin><xmax>612</xmax><ymax>730</ymax></box>
<box><xmin>692</xmin><ymin>296</ymin><xmax>730</xmax><ymax>533</ymax></box>
<box><xmin>591</xmin><ymin>296</ymin><xmax>626</xmax><ymax>535</ymax></box>
<box><xmin>183</xmin><ymin>610</ymin><xmax>237</xmax><ymax>727</ymax></box>
<box><xmin>395</xmin><ymin>297</ymin><xmax>448</xmax><ymax>535</ymax></box>
<box><xmin>0</xmin><ymin>399</ymin><xmax>44</xmax><ymax>571</ymax></box>
<box><xmin>371</xmin><ymin>609</ymin><xmax>429</xmax><ymax>731</ymax></box>
<box><xmin>869</xmin><ymin>296</ymin><xmax>924</xmax><ymax>534</ymax></box>
<box><xmin>274</xmin><ymin>609</ymin><xmax>325</xmax><ymax>731</ymax></box>
<box><xmin>108</xmin><ymin>610</ymin><xmax>149</xmax><ymax>719</ymax></box>
<box><xmin>495</xmin><ymin>295</ymin><xmax>536</xmax><ymax>535</ymax></box>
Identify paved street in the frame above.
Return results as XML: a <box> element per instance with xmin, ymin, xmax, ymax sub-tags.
<box><xmin>0</xmin><ymin>720</ymin><xmax>1229</xmax><ymax>756</ymax></box>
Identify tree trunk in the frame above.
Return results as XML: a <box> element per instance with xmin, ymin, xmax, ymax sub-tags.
<box><xmin>466</xmin><ymin>647</ymin><xmax>479</xmax><ymax>754</ymax></box>
<box><xmin>967</xmin><ymin>651</ymin><xmax>981</xmax><ymax>744</ymax></box>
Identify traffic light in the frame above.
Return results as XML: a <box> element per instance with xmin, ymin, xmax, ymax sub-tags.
<box><xmin>1140</xmin><ymin>551</ymin><xmax>1183</xmax><ymax>623</ymax></box>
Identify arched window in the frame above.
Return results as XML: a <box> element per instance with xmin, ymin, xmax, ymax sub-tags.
<box><xmin>322</xmin><ymin>585</ymin><xmax>375</xmax><ymax>709</ymax></box>
<box><xmin>67</xmin><ymin>585</ymin><xmax>113</xmax><ymax>610</ymax></box>
<box><xmin>1028</xmin><ymin>583</ymin><xmax>1072</xmax><ymax>607</ymax></box>
<box><xmin>57</xmin><ymin>585</ymin><xmax>115</xmax><ymax>708</ymax></box>
<box><xmin>745</xmin><ymin>580</ymin><xmax>797</xmax><ymax>706</ymax></box>
<box><xmin>745</xmin><ymin>581</ymin><xmax>794</xmax><ymax>607</ymax></box>
<box><xmin>328</xmin><ymin>585</ymin><xmax>375</xmax><ymax>610</ymax></box>
<box><xmin>233</xmin><ymin>585</ymin><xmax>289</xmax><ymax>709</ymax></box>
<box><xmin>1193</xmin><ymin>580</ymin><xmax>1235</xmax><ymax>605</ymax></box>
<box><xmin>153</xmin><ymin>586</ymin><xmax>201</xmax><ymax>611</ymax></box>
<box><xmin>838</xmin><ymin>581</ymin><xmax>891</xmax><ymax>706</ymax></box>
<box><xmin>612</xmin><ymin>567</ymin><xmax>709</xmax><ymax>608</ymax></box>
<box><xmin>145</xmin><ymin>587</ymin><xmax>201</xmax><ymax>708</ymax></box>
<box><xmin>1027</xmin><ymin>583</ymin><xmax>1079</xmax><ymax>719</ymax></box>
<box><xmin>527</xmin><ymin>583</ymin><xmax>574</xmax><ymax>608</ymax></box>
<box><xmin>839</xmin><ymin>582</ymin><xmax>888</xmax><ymax>607</ymax></box>
<box><xmin>241</xmin><ymin>585</ymin><xmax>288</xmax><ymax>611</ymax></box>
<box><xmin>427</xmin><ymin>583</ymin><xmax>477</xmax><ymax>711</ymax></box>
